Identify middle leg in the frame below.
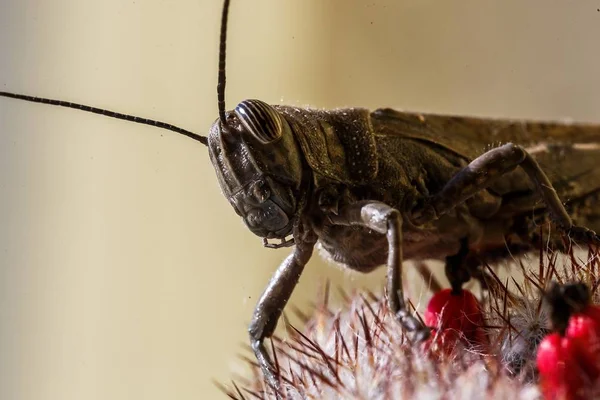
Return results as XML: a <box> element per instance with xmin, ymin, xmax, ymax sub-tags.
<box><xmin>329</xmin><ymin>200</ymin><xmax>429</xmax><ymax>339</ymax></box>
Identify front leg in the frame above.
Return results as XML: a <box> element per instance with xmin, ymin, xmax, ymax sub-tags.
<box><xmin>248</xmin><ymin>227</ymin><xmax>317</xmax><ymax>393</ymax></box>
<box><xmin>329</xmin><ymin>201</ymin><xmax>429</xmax><ymax>339</ymax></box>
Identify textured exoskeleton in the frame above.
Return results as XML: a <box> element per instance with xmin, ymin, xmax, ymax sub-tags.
<box><xmin>207</xmin><ymin>99</ymin><xmax>600</xmax><ymax>391</ymax></box>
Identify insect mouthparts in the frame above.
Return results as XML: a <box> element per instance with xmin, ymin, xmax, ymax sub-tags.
<box><xmin>263</xmin><ymin>236</ymin><xmax>295</xmax><ymax>249</ymax></box>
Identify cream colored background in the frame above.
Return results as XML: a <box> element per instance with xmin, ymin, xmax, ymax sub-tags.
<box><xmin>1</xmin><ymin>1</ymin><xmax>599</xmax><ymax>399</ymax></box>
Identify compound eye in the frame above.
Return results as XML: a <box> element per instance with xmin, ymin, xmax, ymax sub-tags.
<box><xmin>252</xmin><ymin>179</ymin><xmax>271</xmax><ymax>203</ymax></box>
<box><xmin>235</xmin><ymin>99</ymin><xmax>283</xmax><ymax>144</ymax></box>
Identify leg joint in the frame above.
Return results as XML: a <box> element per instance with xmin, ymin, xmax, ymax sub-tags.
<box><xmin>360</xmin><ymin>202</ymin><xmax>401</xmax><ymax>234</ymax></box>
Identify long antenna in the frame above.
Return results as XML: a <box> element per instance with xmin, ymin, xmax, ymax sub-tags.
<box><xmin>0</xmin><ymin>91</ymin><xmax>208</xmax><ymax>145</ymax></box>
<box><xmin>0</xmin><ymin>2</ymin><xmax>237</xmax><ymax>146</ymax></box>
<box><xmin>217</xmin><ymin>0</ymin><xmax>231</xmax><ymax>128</ymax></box>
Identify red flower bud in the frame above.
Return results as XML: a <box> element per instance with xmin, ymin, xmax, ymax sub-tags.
<box><xmin>537</xmin><ymin>332</ymin><xmax>593</xmax><ymax>400</ymax></box>
<box><xmin>537</xmin><ymin>289</ymin><xmax>600</xmax><ymax>400</ymax></box>
<box><xmin>565</xmin><ymin>311</ymin><xmax>600</xmax><ymax>381</ymax></box>
<box><xmin>424</xmin><ymin>288</ymin><xmax>487</xmax><ymax>349</ymax></box>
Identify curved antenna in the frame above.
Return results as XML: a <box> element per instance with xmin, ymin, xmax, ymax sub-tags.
<box><xmin>217</xmin><ymin>0</ymin><xmax>231</xmax><ymax>128</ymax></box>
<box><xmin>0</xmin><ymin>91</ymin><xmax>208</xmax><ymax>146</ymax></box>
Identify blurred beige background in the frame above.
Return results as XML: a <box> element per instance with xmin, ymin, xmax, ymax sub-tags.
<box><xmin>0</xmin><ymin>1</ymin><xmax>599</xmax><ymax>399</ymax></box>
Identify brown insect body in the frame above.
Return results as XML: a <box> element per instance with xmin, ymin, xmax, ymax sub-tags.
<box><xmin>203</xmin><ymin>88</ymin><xmax>600</xmax><ymax>393</ymax></box>
<box><xmin>209</xmin><ymin>102</ymin><xmax>600</xmax><ymax>275</ymax></box>
<box><xmin>364</xmin><ymin>109</ymin><xmax>600</xmax><ymax>262</ymax></box>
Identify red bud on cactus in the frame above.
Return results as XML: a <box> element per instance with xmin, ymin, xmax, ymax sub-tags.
<box><xmin>565</xmin><ymin>310</ymin><xmax>600</xmax><ymax>382</ymax></box>
<box><xmin>537</xmin><ymin>283</ymin><xmax>600</xmax><ymax>399</ymax></box>
<box><xmin>424</xmin><ymin>288</ymin><xmax>487</xmax><ymax>351</ymax></box>
<box><xmin>537</xmin><ymin>332</ymin><xmax>592</xmax><ymax>400</ymax></box>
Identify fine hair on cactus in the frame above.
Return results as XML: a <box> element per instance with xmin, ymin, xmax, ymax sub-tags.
<box><xmin>219</xmin><ymin>243</ymin><xmax>600</xmax><ymax>400</ymax></box>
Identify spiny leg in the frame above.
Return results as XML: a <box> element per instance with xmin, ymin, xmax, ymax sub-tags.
<box><xmin>412</xmin><ymin>142</ymin><xmax>600</xmax><ymax>244</ymax></box>
<box><xmin>248</xmin><ymin>229</ymin><xmax>317</xmax><ymax>394</ymax></box>
<box><xmin>329</xmin><ymin>201</ymin><xmax>429</xmax><ymax>339</ymax></box>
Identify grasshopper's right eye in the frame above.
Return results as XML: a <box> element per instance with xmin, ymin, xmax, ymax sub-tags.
<box><xmin>235</xmin><ymin>99</ymin><xmax>283</xmax><ymax>144</ymax></box>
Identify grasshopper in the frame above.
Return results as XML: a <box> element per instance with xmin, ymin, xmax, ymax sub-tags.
<box><xmin>2</xmin><ymin>0</ymin><xmax>600</xmax><ymax>394</ymax></box>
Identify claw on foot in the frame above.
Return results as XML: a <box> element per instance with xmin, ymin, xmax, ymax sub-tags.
<box><xmin>414</xmin><ymin>326</ymin><xmax>432</xmax><ymax>342</ymax></box>
<box><xmin>395</xmin><ymin>310</ymin><xmax>430</xmax><ymax>341</ymax></box>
